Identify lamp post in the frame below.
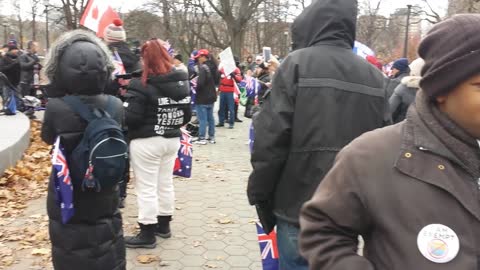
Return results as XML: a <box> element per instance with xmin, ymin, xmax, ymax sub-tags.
<box><xmin>284</xmin><ymin>31</ymin><xmax>289</xmax><ymax>56</ymax></box>
<box><xmin>2</xmin><ymin>24</ymin><xmax>7</xmax><ymax>44</ymax></box>
<box><xmin>44</xmin><ymin>0</ymin><xmax>50</xmax><ymax>50</ymax></box>
<box><xmin>403</xmin><ymin>4</ymin><xmax>412</xmax><ymax>58</ymax></box>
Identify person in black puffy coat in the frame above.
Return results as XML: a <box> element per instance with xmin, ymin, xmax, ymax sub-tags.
<box><xmin>123</xmin><ymin>38</ymin><xmax>191</xmax><ymax>248</ymax></box>
<box><xmin>41</xmin><ymin>30</ymin><xmax>126</xmax><ymax>270</ymax></box>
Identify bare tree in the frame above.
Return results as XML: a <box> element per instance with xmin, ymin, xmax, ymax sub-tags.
<box><xmin>12</xmin><ymin>0</ymin><xmax>24</xmax><ymax>48</ymax></box>
<box><xmin>57</xmin><ymin>0</ymin><xmax>88</xmax><ymax>30</ymax></box>
<box><xmin>200</xmin><ymin>0</ymin><xmax>266</xmax><ymax>57</ymax></box>
<box><xmin>31</xmin><ymin>0</ymin><xmax>41</xmax><ymax>41</ymax></box>
<box><xmin>356</xmin><ymin>0</ymin><xmax>386</xmax><ymax>48</ymax></box>
<box><xmin>409</xmin><ymin>0</ymin><xmax>442</xmax><ymax>24</ymax></box>
<box><xmin>123</xmin><ymin>9</ymin><xmax>164</xmax><ymax>42</ymax></box>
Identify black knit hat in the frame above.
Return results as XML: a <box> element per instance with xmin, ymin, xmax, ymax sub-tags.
<box><xmin>419</xmin><ymin>14</ymin><xmax>480</xmax><ymax>98</ymax></box>
<box><xmin>174</xmin><ymin>54</ymin><xmax>183</xmax><ymax>62</ymax></box>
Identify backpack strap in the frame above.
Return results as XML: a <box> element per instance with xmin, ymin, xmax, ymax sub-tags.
<box><xmin>62</xmin><ymin>96</ymin><xmax>95</xmax><ymax>122</ymax></box>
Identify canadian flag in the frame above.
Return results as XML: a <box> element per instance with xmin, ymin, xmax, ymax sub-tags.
<box><xmin>80</xmin><ymin>0</ymin><xmax>120</xmax><ymax>37</ymax></box>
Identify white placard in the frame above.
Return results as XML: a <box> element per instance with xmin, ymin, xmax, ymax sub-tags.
<box><xmin>219</xmin><ymin>47</ymin><xmax>236</xmax><ymax>76</ymax></box>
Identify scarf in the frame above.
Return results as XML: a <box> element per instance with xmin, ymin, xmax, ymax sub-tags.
<box><xmin>415</xmin><ymin>90</ymin><xmax>480</xmax><ymax>179</ymax></box>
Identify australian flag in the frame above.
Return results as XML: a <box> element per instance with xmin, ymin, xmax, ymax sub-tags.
<box><xmin>112</xmin><ymin>50</ymin><xmax>126</xmax><ymax>77</ymax></box>
<box><xmin>173</xmin><ymin>130</ymin><xmax>193</xmax><ymax>178</ymax></box>
<box><xmin>52</xmin><ymin>137</ymin><xmax>75</xmax><ymax>224</ymax></box>
<box><xmin>245</xmin><ymin>75</ymin><xmax>259</xmax><ymax>98</ymax></box>
<box><xmin>256</xmin><ymin>223</ymin><xmax>279</xmax><ymax>270</ymax></box>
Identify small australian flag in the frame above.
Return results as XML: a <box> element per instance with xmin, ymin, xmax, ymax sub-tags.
<box><xmin>256</xmin><ymin>222</ymin><xmax>279</xmax><ymax>270</ymax></box>
<box><xmin>52</xmin><ymin>137</ymin><xmax>75</xmax><ymax>224</ymax></box>
<box><xmin>173</xmin><ymin>130</ymin><xmax>193</xmax><ymax>178</ymax></box>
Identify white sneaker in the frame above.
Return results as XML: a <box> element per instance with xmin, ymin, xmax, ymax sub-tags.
<box><xmin>209</xmin><ymin>139</ymin><xmax>216</xmax><ymax>144</ymax></box>
<box><xmin>194</xmin><ymin>140</ymin><xmax>208</xmax><ymax>145</ymax></box>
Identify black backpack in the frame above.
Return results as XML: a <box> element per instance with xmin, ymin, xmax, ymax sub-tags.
<box><xmin>62</xmin><ymin>96</ymin><xmax>127</xmax><ymax>192</ymax></box>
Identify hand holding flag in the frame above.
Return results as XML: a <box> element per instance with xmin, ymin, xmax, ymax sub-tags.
<box><xmin>173</xmin><ymin>130</ymin><xmax>193</xmax><ymax>178</ymax></box>
<box><xmin>51</xmin><ymin>137</ymin><xmax>75</xmax><ymax>224</ymax></box>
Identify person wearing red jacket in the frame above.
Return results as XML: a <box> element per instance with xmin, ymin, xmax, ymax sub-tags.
<box><xmin>217</xmin><ymin>66</ymin><xmax>242</xmax><ymax>128</ymax></box>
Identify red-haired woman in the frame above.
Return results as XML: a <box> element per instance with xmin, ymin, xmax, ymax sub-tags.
<box><xmin>123</xmin><ymin>39</ymin><xmax>191</xmax><ymax>248</ymax></box>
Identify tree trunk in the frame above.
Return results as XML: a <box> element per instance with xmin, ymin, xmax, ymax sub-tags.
<box><xmin>18</xmin><ymin>16</ymin><xmax>24</xmax><ymax>49</ymax></box>
<box><xmin>32</xmin><ymin>12</ymin><xmax>36</xmax><ymax>41</ymax></box>
<box><xmin>230</xmin><ymin>26</ymin><xmax>245</xmax><ymax>58</ymax></box>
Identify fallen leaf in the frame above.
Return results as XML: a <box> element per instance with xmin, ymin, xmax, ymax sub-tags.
<box><xmin>31</xmin><ymin>248</ymin><xmax>50</xmax><ymax>256</ymax></box>
<box><xmin>217</xmin><ymin>218</ymin><xmax>233</xmax><ymax>224</ymax></box>
<box><xmin>159</xmin><ymin>261</ymin><xmax>170</xmax><ymax>267</ymax></box>
<box><xmin>136</xmin><ymin>254</ymin><xmax>159</xmax><ymax>264</ymax></box>
<box><xmin>193</xmin><ymin>240</ymin><xmax>202</xmax><ymax>247</ymax></box>
<box><xmin>204</xmin><ymin>263</ymin><xmax>218</xmax><ymax>268</ymax></box>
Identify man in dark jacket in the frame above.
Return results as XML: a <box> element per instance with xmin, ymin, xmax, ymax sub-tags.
<box><xmin>0</xmin><ymin>45</ymin><xmax>21</xmax><ymax>86</ymax></box>
<box><xmin>389</xmin><ymin>58</ymin><xmax>424</xmax><ymax>123</ymax></box>
<box><xmin>193</xmin><ymin>49</ymin><xmax>217</xmax><ymax>145</ymax></box>
<box><xmin>300</xmin><ymin>14</ymin><xmax>480</xmax><ymax>270</ymax></box>
<box><xmin>41</xmin><ymin>30</ymin><xmax>126</xmax><ymax>270</ymax></box>
<box><xmin>385</xmin><ymin>57</ymin><xmax>410</xmax><ymax>98</ymax></box>
<box><xmin>18</xmin><ymin>40</ymin><xmax>40</xmax><ymax>97</ymax></box>
<box><xmin>247</xmin><ymin>0</ymin><xmax>388</xmax><ymax>269</ymax></box>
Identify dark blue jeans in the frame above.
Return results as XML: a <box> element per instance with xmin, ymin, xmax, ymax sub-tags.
<box><xmin>218</xmin><ymin>92</ymin><xmax>235</xmax><ymax>126</ymax></box>
<box><xmin>196</xmin><ymin>104</ymin><xmax>215</xmax><ymax>139</ymax></box>
<box><xmin>276</xmin><ymin>220</ymin><xmax>309</xmax><ymax>270</ymax></box>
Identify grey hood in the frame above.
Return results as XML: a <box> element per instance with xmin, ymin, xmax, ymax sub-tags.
<box><xmin>44</xmin><ymin>29</ymin><xmax>114</xmax><ymax>96</ymax></box>
<box><xmin>291</xmin><ymin>0</ymin><xmax>357</xmax><ymax>51</ymax></box>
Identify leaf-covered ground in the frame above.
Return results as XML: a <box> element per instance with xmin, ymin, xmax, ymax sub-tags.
<box><xmin>0</xmin><ymin>120</ymin><xmax>51</xmax><ymax>269</ymax></box>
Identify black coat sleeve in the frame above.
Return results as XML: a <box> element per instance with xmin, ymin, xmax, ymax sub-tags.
<box><xmin>124</xmin><ymin>86</ymin><xmax>147</xmax><ymax>129</ymax></box>
<box><xmin>0</xmin><ymin>57</ymin><xmax>18</xmax><ymax>72</ymax></box>
<box><xmin>247</xmin><ymin>64</ymin><xmax>295</xmax><ymax>205</ymax></box>
<box><xmin>196</xmin><ymin>65</ymin><xmax>208</xmax><ymax>90</ymax></box>
<box><xmin>41</xmin><ymin>99</ymin><xmax>58</xmax><ymax>145</ymax></box>
<box><xmin>19</xmin><ymin>54</ymin><xmax>37</xmax><ymax>70</ymax></box>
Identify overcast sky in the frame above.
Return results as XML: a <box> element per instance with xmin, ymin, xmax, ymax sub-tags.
<box><xmin>1</xmin><ymin>0</ymin><xmax>449</xmax><ymax>20</ymax></box>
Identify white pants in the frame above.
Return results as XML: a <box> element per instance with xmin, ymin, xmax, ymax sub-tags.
<box><xmin>130</xmin><ymin>136</ymin><xmax>180</xmax><ymax>225</ymax></box>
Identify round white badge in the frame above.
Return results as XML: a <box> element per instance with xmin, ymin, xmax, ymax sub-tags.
<box><xmin>417</xmin><ymin>224</ymin><xmax>460</xmax><ymax>264</ymax></box>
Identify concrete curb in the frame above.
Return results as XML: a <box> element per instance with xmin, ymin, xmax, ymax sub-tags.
<box><xmin>0</xmin><ymin>113</ymin><xmax>30</xmax><ymax>175</ymax></box>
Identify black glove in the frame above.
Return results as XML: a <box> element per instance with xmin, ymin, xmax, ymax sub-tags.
<box><xmin>255</xmin><ymin>201</ymin><xmax>276</xmax><ymax>234</ymax></box>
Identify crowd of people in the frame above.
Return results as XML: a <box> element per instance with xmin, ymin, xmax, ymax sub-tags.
<box><xmin>1</xmin><ymin>0</ymin><xmax>476</xmax><ymax>269</ymax></box>
<box><xmin>35</xmin><ymin>16</ymin><xmax>281</xmax><ymax>268</ymax></box>
<box><xmin>249</xmin><ymin>0</ymin><xmax>480</xmax><ymax>269</ymax></box>
<box><xmin>0</xmin><ymin>39</ymin><xmax>42</xmax><ymax>117</ymax></box>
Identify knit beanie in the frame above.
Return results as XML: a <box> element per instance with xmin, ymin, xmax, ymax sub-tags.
<box><xmin>419</xmin><ymin>14</ymin><xmax>480</xmax><ymax>98</ymax></box>
<box><xmin>103</xmin><ymin>19</ymin><xmax>126</xmax><ymax>44</ymax></box>
<box><xmin>392</xmin><ymin>58</ymin><xmax>409</xmax><ymax>73</ymax></box>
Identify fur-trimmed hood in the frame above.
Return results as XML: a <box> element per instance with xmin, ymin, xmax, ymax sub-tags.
<box><xmin>401</xmin><ymin>75</ymin><xmax>421</xmax><ymax>89</ymax></box>
<box><xmin>44</xmin><ymin>29</ymin><xmax>114</xmax><ymax>96</ymax></box>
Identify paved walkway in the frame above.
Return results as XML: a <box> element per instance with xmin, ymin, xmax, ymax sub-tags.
<box><xmin>123</xmin><ymin>118</ymin><xmax>261</xmax><ymax>270</ymax></box>
<box><xmin>4</xmin><ymin>115</ymin><xmax>261</xmax><ymax>270</ymax></box>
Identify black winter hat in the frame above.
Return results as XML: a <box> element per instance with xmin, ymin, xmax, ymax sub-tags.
<box><xmin>419</xmin><ymin>14</ymin><xmax>480</xmax><ymax>98</ymax></box>
<box><xmin>174</xmin><ymin>54</ymin><xmax>183</xmax><ymax>62</ymax></box>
